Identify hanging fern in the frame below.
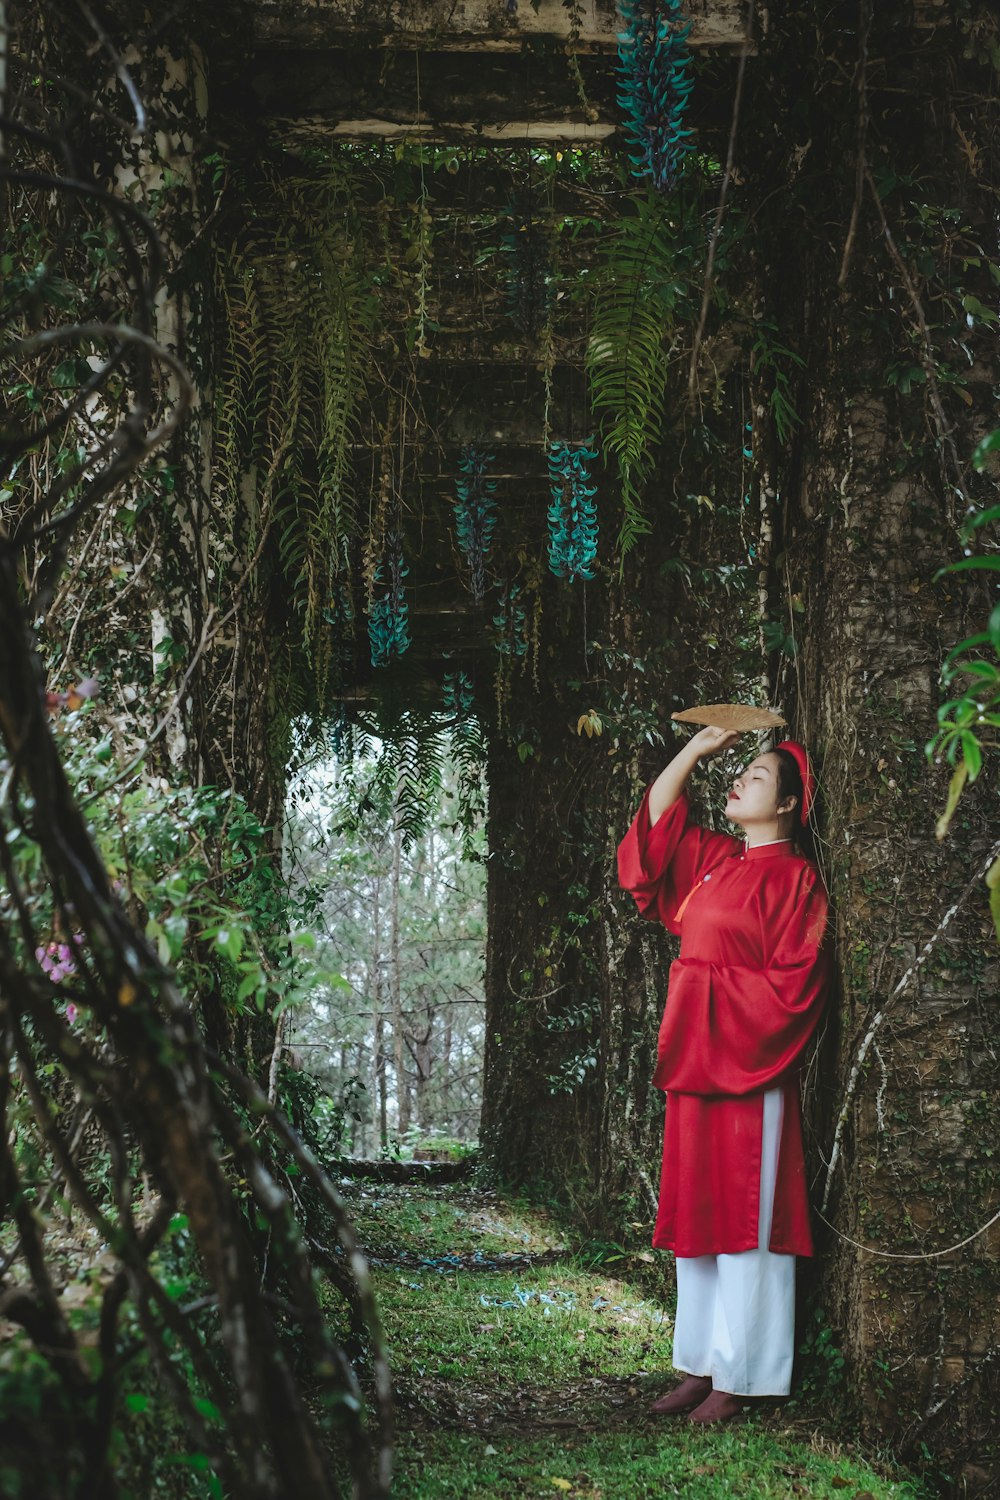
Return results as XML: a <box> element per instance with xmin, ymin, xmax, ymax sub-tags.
<box><xmin>586</xmin><ymin>189</ymin><xmax>694</xmax><ymax>565</ymax></box>
<box><xmin>443</xmin><ymin>670</ymin><xmax>487</xmax><ymax>858</ymax></box>
<box><xmin>368</xmin><ymin>532</ymin><xmax>411</xmax><ymax>668</ymax></box>
<box><xmin>453</xmin><ymin>444</ymin><xmax>498</xmax><ymax>601</ymax></box>
<box><xmin>214</xmin><ymin>156</ymin><xmax>377</xmax><ymax>691</ymax></box>
<box><xmin>616</xmin><ymin>0</ymin><xmax>695</xmax><ymax>194</ymax></box>
<box><xmin>547</xmin><ymin>439</ymin><xmax>599</xmax><ymax>581</ymax></box>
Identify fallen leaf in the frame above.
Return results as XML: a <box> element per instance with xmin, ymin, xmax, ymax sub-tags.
<box><xmin>551</xmin><ymin>1482</ymin><xmax>572</xmax><ymax>1494</ymax></box>
<box><xmin>66</xmin><ymin>682</ymin><xmax>94</xmax><ymax>710</ymax></box>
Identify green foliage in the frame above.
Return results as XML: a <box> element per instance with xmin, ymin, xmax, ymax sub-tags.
<box><xmin>927</xmin><ymin>435</ymin><xmax>1000</xmax><ymax>939</ymax></box>
<box><xmin>214</xmin><ymin>155</ymin><xmax>377</xmax><ymax>675</ymax></box>
<box><xmin>285</xmin><ymin>739</ymin><xmax>486</xmax><ymax>1150</ymax></box>
<box><xmin>442</xmin><ymin>671</ymin><xmax>488</xmax><ymax>859</ymax></box>
<box><xmin>6</xmin><ymin>702</ymin><xmax>333</xmax><ymax>1030</ymax></box>
<box><xmin>0</xmin><ymin>1215</ymin><xmax>229</xmax><ymax>1499</ymax></box>
<box><xmin>585</xmin><ymin>187</ymin><xmax>704</xmax><ymax>563</ymax></box>
<box><xmin>545</xmin><ymin>1048</ymin><xmax>599</xmax><ymax>1095</ymax></box>
<box><xmin>791</xmin><ymin>1305</ymin><xmax>848</xmax><ymax>1405</ymax></box>
<box><xmin>750</xmin><ymin>319</ymin><xmax>804</xmax><ymax>445</ymax></box>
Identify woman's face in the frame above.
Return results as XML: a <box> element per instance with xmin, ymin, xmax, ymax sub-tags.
<box><xmin>725</xmin><ymin>751</ymin><xmax>796</xmax><ymax>829</ymax></box>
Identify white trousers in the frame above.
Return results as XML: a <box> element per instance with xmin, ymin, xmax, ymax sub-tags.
<box><xmin>671</xmin><ymin>1086</ymin><xmax>796</xmax><ymax>1396</ymax></box>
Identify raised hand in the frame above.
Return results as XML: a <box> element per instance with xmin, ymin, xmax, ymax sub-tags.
<box><xmin>687</xmin><ymin>725</ymin><xmax>745</xmax><ymax>760</ymax></box>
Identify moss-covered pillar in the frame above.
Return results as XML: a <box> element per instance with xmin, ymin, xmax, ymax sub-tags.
<box><xmin>479</xmin><ymin>470</ymin><xmax>746</xmax><ymax>1229</ymax></box>
<box><xmin>742</xmin><ymin>4</ymin><xmax>1000</xmax><ymax>1482</ymax></box>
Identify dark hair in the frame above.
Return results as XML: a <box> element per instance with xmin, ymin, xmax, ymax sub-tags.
<box><xmin>771</xmin><ymin>746</ymin><xmax>817</xmax><ymax>861</ymax></box>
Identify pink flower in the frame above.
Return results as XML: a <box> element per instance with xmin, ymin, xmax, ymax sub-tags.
<box><xmin>36</xmin><ymin>938</ymin><xmax>82</xmax><ymax>985</ymax></box>
<box><xmin>65</xmin><ymin>1003</ymin><xmax>79</xmax><ymax>1025</ymax></box>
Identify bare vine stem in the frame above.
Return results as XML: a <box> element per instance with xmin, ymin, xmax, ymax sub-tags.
<box><xmin>837</xmin><ymin>0</ymin><xmax>871</xmax><ymax>288</ymax></box>
<box><xmin>816</xmin><ymin>1205</ymin><xmax>1000</xmax><ymax>1262</ymax></box>
<box><xmin>686</xmin><ymin>0</ymin><xmax>754</xmax><ymax>407</ymax></box>
<box><xmin>864</xmin><ymin>163</ymin><xmax>969</xmax><ymax>517</ymax></box>
<box><xmin>821</xmin><ymin>834</ymin><xmax>1000</xmax><ymax>1213</ymax></box>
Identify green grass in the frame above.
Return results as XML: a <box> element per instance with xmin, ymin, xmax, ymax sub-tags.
<box><xmin>340</xmin><ymin>1181</ymin><xmax>569</xmax><ymax>1260</ymax></box>
<box><xmin>331</xmin><ymin>1181</ymin><xmax>931</xmax><ymax>1500</ymax></box>
<box><xmin>392</xmin><ymin>1428</ymin><xmax>927</xmax><ymax>1499</ymax></box>
<box><xmin>374</xmin><ymin>1267</ymin><xmax>667</xmax><ymax>1381</ymax></box>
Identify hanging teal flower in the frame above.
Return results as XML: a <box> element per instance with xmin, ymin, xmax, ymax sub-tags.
<box><xmin>617</xmin><ymin>0</ymin><xmax>695</xmax><ymax>194</ymax></box>
<box><xmin>442</xmin><ymin>669</ymin><xmax>476</xmax><ymax>718</ymax></box>
<box><xmin>454</xmin><ymin>444</ymin><xmax>497</xmax><ymax>601</ymax></box>
<box><xmin>492</xmin><ymin>584</ymin><xmax>528</xmax><ymax>657</ymax></box>
<box><xmin>368</xmin><ymin>532</ymin><xmax>411</xmax><ymax>667</ymax></box>
<box><xmin>547</xmin><ymin>439</ymin><xmax>599</xmax><ymax>582</ymax></box>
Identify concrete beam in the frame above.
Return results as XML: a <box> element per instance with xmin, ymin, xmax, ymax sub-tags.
<box><xmin>252</xmin><ymin>0</ymin><xmax>750</xmax><ymax>51</ymax></box>
<box><xmin>243</xmin><ymin>45</ymin><xmax>624</xmax><ymax>133</ymax></box>
<box><xmin>276</xmin><ymin>117</ymin><xmax>617</xmax><ymax>142</ymax></box>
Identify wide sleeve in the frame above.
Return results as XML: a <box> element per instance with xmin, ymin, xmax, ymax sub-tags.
<box><xmin>617</xmin><ymin>784</ymin><xmax>741</xmax><ymax>934</ymax></box>
<box><xmin>653</xmin><ymin>863</ymin><xmax>831</xmax><ymax>1094</ymax></box>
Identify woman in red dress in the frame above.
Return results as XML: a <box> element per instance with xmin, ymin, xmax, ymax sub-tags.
<box><xmin>617</xmin><ymin>724</ymin><xmax>831</xmax><ymax>1423</ymax></box>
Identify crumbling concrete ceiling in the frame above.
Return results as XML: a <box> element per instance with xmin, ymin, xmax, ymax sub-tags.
<box><xmin>202</xmin><ymin>3</ymin><xmax>751</xmax><ymax>693</ymax></box>
<box><xmin>251</xmin><ymin>0</ymin><xmax>749</xmax><ymax>52</ymax></box>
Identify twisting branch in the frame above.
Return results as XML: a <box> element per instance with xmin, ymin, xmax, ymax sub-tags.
<box><xmin>0</xmin><ymin>11</ymin><xmax>392</xmax><ymax>1498</ymax></box>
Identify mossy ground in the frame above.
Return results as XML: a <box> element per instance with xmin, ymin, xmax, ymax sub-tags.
<box><xmin>333</xmin><ymin>1179</ymin><xmax>931</xmax><ymax>1500</ymax></box>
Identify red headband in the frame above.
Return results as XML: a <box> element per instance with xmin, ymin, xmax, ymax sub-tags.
<box><xmin>774</xmin><ymin>739</ymin><xmax>815</xmax><ymax>826</ymax></box>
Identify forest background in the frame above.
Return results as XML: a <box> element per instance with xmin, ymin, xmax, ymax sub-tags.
<box><xmin>1</xmin><ymin>0</ymin><xmax>999</xmax><ymax>1497</ymax></box>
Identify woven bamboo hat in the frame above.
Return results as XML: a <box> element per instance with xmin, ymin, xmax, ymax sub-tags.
<box><xmin>671</xmin><ymin>704</ymin><xmax>787</xmax><ymax>731</ymax></box>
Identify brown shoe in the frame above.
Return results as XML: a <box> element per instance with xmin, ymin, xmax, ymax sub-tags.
<box><xmin>648</xmin><ymin>1375</ymin><xmax>713</xmax><ymax>1415</ymax></box>
<box><xmin>687</xmin><ymin>1389</ymin><xmax>746</xmax><ymax>1424</ymax></box>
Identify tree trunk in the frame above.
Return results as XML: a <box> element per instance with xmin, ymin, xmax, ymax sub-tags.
<box><xmin>481</xmin><ymin>550</ymin><xmax>692</xmax><ymax>1213</ymax></box>
<box><xmin>480</xmin><ymin>693</ymin><xmax>604</xmax><ymax>1191</ymax></box>
<box><xmin>390</xmin><ymin>803</ymin><xmax>410</xmax><ymax>1137</ymax></box>
<box><xmin>744</xmin><ymin>6</ymin><xmax>1000</xmax><ymax>1482</ymax></box>
<box><xmin>369</xmin><ymin>871</ymin><xmax>388</xmax><ymax>1152</ymax></box>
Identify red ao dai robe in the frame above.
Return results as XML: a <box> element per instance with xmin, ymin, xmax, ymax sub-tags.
<box><xmin>617</xmin><ymin>785</ymin><xmax>831</xmax><ymax>1258</ymax></box>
